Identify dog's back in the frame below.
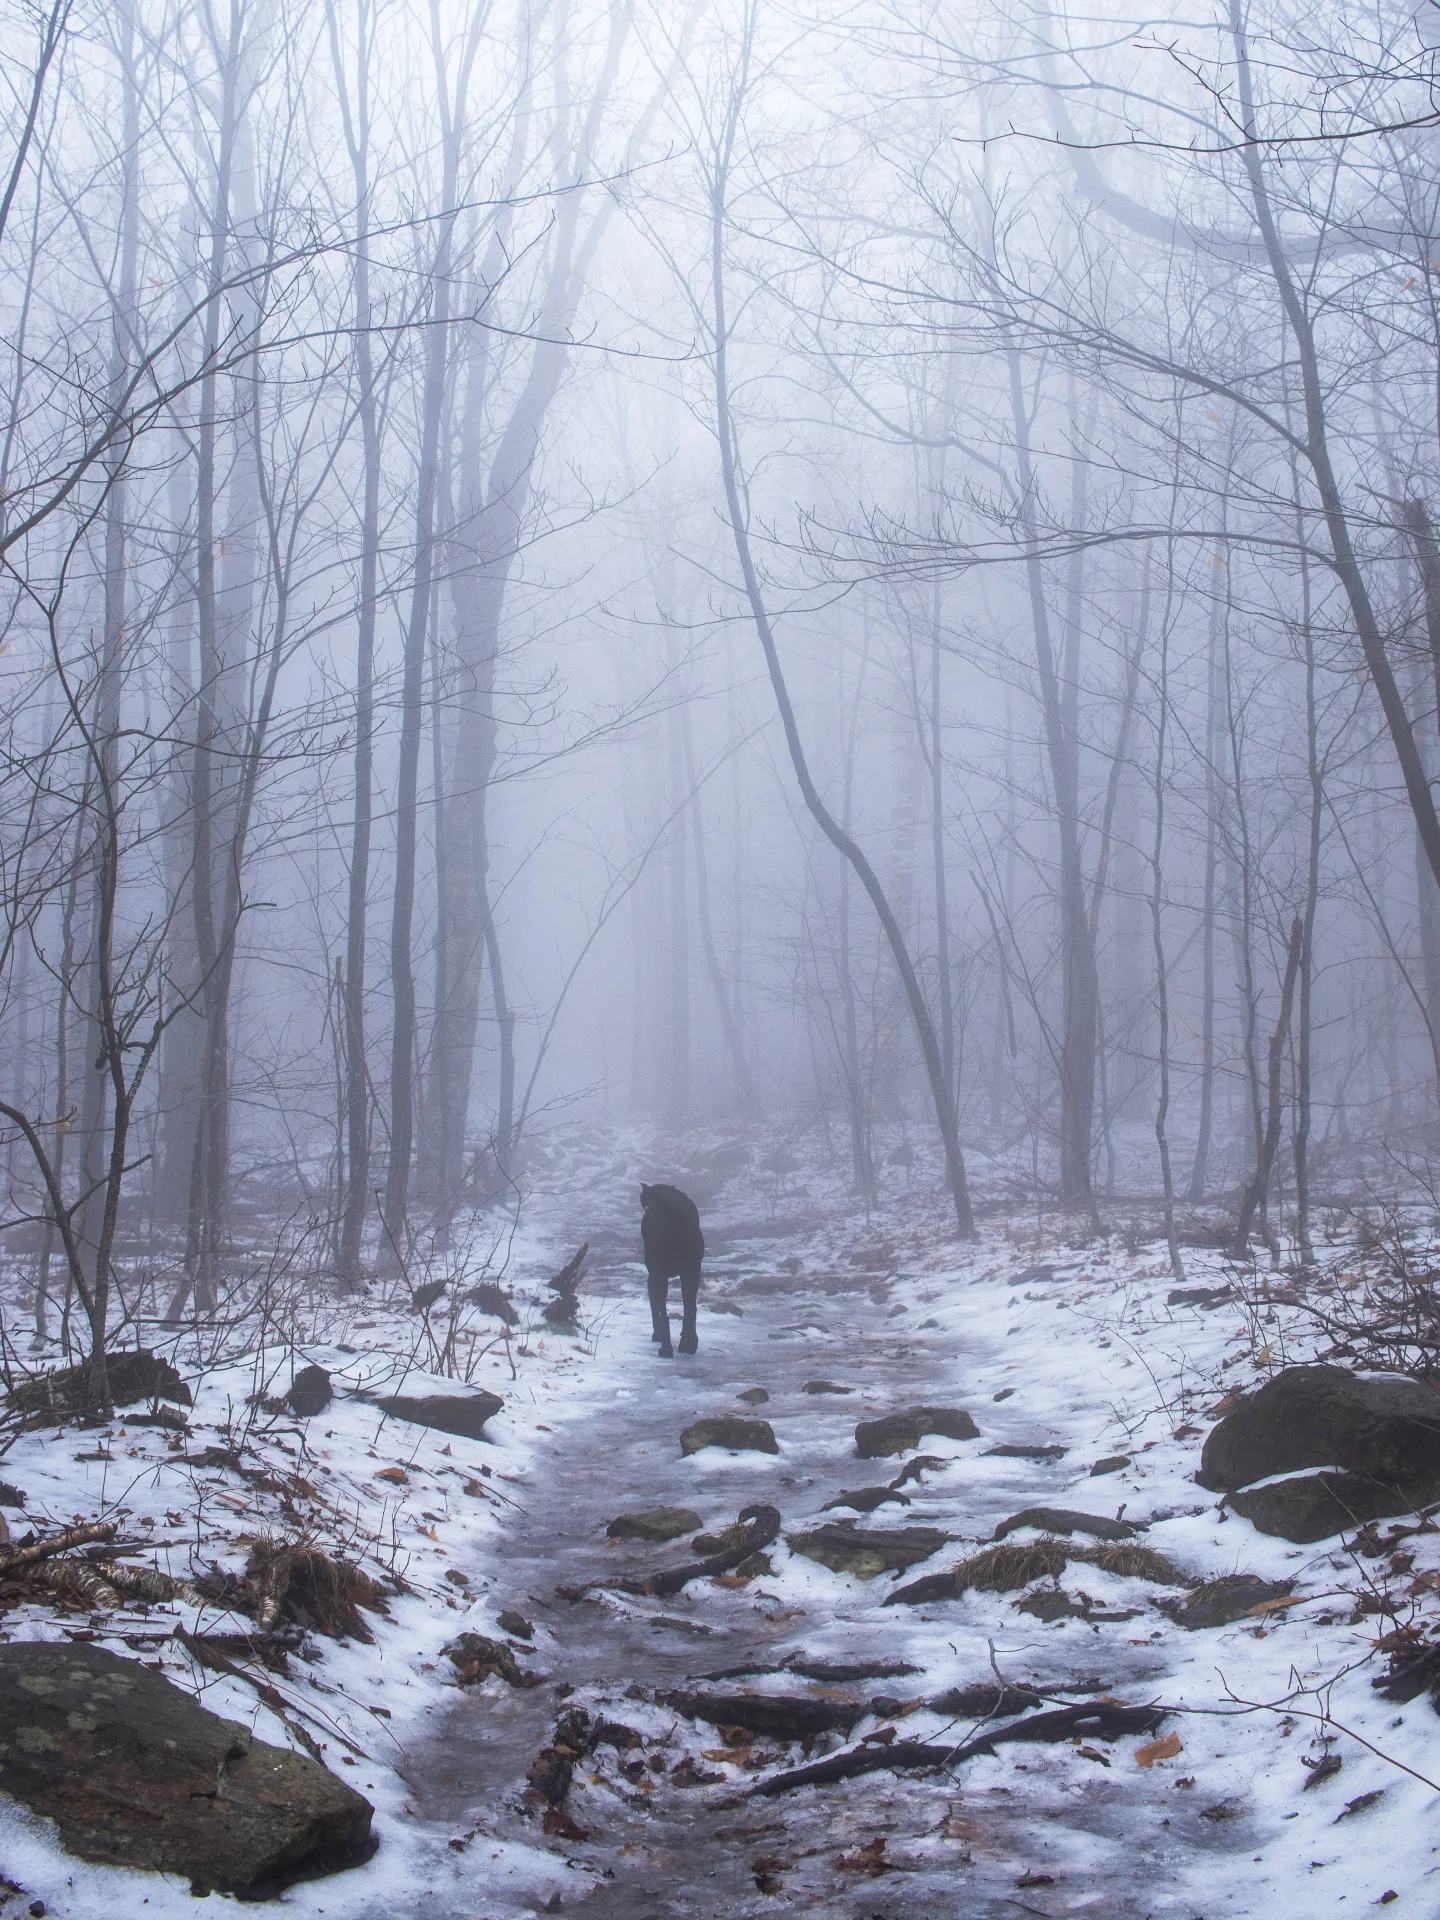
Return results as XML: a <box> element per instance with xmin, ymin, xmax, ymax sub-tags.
<box><xmin>640</xmin><ymin>1183</ymin><xmax>705</xmax><ymax>1272</ymax></box>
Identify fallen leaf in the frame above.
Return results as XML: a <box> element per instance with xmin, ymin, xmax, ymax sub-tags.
<box><xmin>1135</xmin><ymin>1732</ymin><xmax>1183</xmax><ymax>1768</ymax></box>
<box><xmin>1172</xmin><ymin>1424</ymin><xmax>1201</xmax><ymax>1440</ymax></box>
<box><xmin>1246</xmin><ymin>1593</ymin><xmax>1299</xmax><ymax>1617</ymax></box>
<box><xmin>1016</xmin><ymin>1870</ymin><xmax>1057</xmax><ymax>1888</ymax></box>
<box><xmin>1334</xmin><ymin>1789</ymin><xmax>1384</xmax><ymax>1823</ymax></box>
<box><xmin>710</xmin><ymin>1574</ymin><xmax>751</xmax><ymax>1589</ymax></box>
<box><xmin>1303</xmin><ymin>1754</ymin><xmax>1342</xmax><ymax>1789</ymax></box>
<box><xmin>375</xmin><ymin>1466</ymin><xmax>408</xmax><ymax>1485</ymax></box>
<box><xmin>836</xmin><ymin>1836</ymin><xmax>888</xmax><ymax>1874</ymax></box>
<box><xmin>542</xmin><ymin>1806</ymin><xmax>589</xmax><ymax>1841</ymax></box>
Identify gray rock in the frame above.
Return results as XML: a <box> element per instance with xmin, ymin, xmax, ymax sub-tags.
<box><xmin>1229</xmin><ymin>1469</ymin><xmax>1429</xmax><ymax>1543</ymax></box>
<box><xmin>0</xmin><ymin>1642</ymin><xmax>374</xmax><ymax>1896</ymax></box>
<box><xmin>802</xmin><ymin>1380</ymin><xmax>853</xmax><ymax>1395</ymax></box>
<box><xmin>680</xmin><ymin>1416</ymin><xmax>778</xmax><ymax>1456</ymax></box>
<box><xmin>1199</xmin><ymin>1365</ymin><xmax>1440</xmax><ymax>1492</ymax></box>
<box><xmin>376</xmin><ymin>1388</ymin><xmax>502</xmax><ymax>1443</ymax></box>
<box><xmin>787</xmin><ymin>1523</ymin><xmax>953</xmax><ymax>1578</ymax></box>
<box><xmin>606</xmin><ymin>1506</ymin><xmax>702</xmax><ymax>1543</ymax></box>
<box><xmin>985</xmin><ymin>1443</ymin><xmax>1066</xmax><ymax>1461</ymax></box>
<box><xmin>737</xmin><ymin>1387</ymin><xmax>769</xmax><ymax>1404</ymax></box>
<box><xmin>1169</xmin><ymin>1574</ymin><xmax>1294</xmax><ymax>1628</ymax></box>
<box><xmin>993</xmin><ymin>1507</ymin><xmax>1141</xmax><ymax>1542</ymax></box>
<box><xmin>854</xmin><ymin>1405</ymin><xmax>978</xmax><ymax>1458</ymax></box>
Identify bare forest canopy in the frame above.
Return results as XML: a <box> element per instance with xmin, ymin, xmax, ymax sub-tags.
<box><xmin>3</xmin><ymin>0</ymin><xmax>1440</xmax><ymax>1382</ymax></box>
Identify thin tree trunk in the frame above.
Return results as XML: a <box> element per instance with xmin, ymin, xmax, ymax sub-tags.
<box><xmin>707</xmin><ymin>133</ymin><xmax>974</xmax><ymax>1237</ymax></box>
<box><xmin>327</xmin><ymin>0</ymin><xmax>381</xmax><ymax>1284</ymax></box>
<box><xmin>1231</xmin><ymin>919</ymin><xmax>1305</xmax><ymax>1260</ymax></box>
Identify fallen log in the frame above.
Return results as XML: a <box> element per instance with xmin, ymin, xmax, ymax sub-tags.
<box><xmin>749</xmin><ymin>1701</ymin><xmax>1168</xmax><ymax>1797</ymax></box>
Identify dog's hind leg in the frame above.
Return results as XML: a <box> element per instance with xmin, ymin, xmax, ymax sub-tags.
<box><xmin>677</xmin><ymin>1269</ymin><xmax>700</xmax><ymax>1355</ymax></box>
<box><xmin>648</xmin><ymin>1268</ymin><xmax>673</xmax><ymax>1357</ymax></box>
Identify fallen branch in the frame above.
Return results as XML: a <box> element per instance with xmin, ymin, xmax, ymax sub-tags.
<box><xmin>749</xmin><ymin>1702</ymin><xmax>1168</xmax><ymax>1797</ymax></box>
<box><xmin>0</xmin><ymin>1520</ymin><xmax>117</xmax><ymax>1569</ymax></box>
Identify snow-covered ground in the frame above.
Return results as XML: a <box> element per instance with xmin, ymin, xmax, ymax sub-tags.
<box><xmin>2</xmin><ymin>1124</ymin><xmax>1437</xmax><ymax>1916</ymax></box>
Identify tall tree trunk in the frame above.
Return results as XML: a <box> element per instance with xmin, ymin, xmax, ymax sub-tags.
<box><xmin>327</xmin><ymin>0</ymin><xmax>381</xmax><ymax>1284</ymax></box>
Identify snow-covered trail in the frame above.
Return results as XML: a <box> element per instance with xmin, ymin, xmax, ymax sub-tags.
<box><xmin>399</xmin><ymin>1242</ymin><xmax>1224</xmax><ymax>1919</ymax></box>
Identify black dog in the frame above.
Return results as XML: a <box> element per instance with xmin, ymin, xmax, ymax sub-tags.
<box><xmin>640</xmin><ymin>1183</ymin><xmax>704</xmax><ymax>1358</ymax></box>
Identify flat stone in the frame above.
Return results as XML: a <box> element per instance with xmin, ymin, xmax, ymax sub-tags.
<box><xmin>1090</xmin><ymin>1455</ymin><xmax>1131</xmax><ymax>1476</ymax></box>
<box><xmin>993</xmin><ymin>1507</ymin><xmax>1140</xmax><ymax>1542</ymax></box>
<box><xmin>854</xmin><ymin>1406</ymin><xmax>978</xmax><ymax>1458</ymax></box>
<box><xmin>802</xmin><ymin>1380</ymin><xmax>853</xmax><ymax>1395</ymax></box>
<box><xmin>376</xmin><ymin>1389</ymin><xmax>502</xmax><ymax>1443</ymax></box>
<box><xmin>787</xmin><ymin>1523</ymin><xmax>953</xmax><ymax>1578</ymax></box>
<box><xmin>0</xmin><ymin>1642</ymin><xmax>373</xmax><ymax>1896</ymax></box>
<box><xmin>606</xmin><ymin>1506</ymin><xmax>702</xmax><ymax>1543</ymax></box>
<box><xmin>1170</xmin><ymin>1575</ymin><xmax>1295</xmax><ymax>1629</ymax></box>
<box><xmin>681</xmin><ymin>1416</ymin><xmax>778</xmax><ymax>1456</ymax></box>
<box><xmin>1016</xmin><ymin>1587</ymin><xmax>1088</xmax><ymax>1621</ymax></box>
<box><xmin>1199</xmin><ymin>1364</ymin><xmax>1440</xmax><ymax>1492</ymax></box>
<box><xmin>737</xmin><ymin>1387</ymin><xmax>769</xmax><ymax>1404</ymax></box>
<box><xmin>1229</xmin><ymin>1469</ymin><xmax>1433</xmax><ymax>1543</ymax></box>
<box><xmin>985</xmin><ymin>1443</ymin><xmax>1066</xmax><ymax>1462</ymax></box>
<box><xmin>823</xmin><ymin>1486</ymin><xmax>911</xmax><ymax>1513</ymax></box>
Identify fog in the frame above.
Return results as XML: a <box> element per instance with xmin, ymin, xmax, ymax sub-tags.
<box><xmin>3</xmin><ymin>0</ymin><xmax>1439</xmax><ymax>1318</ymax></box>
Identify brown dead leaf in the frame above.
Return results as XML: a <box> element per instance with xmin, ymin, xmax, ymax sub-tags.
<box><xmin>711</xmin><ymin>1574</ymin><xmax>751</xmax><ymax>1589</ymax></box>
<box><xmin>1245</xmin><ymin>1593</ymin><xmax>1298</xmax><ymax>1617</ymax></box>
<box><xmin>375</xmin><ymin>1466</ymin><xmax>408</xmax><ymax>1485</ymax></box>
<box><xmin>1016</xmin><ymin>1871</ymin><xmax>1057</xmax><ymax>1888</ymax></box>
<box><xmin>836</xmin><ymin>1836</ymin><xmax>888</xmax><ymax>1875</ymax></box>
<box><xmin>1135</xmin><ymin>1732</ymin><xmax>1183</xmax><ymax>1768</ymax></box>
<box><xmin>542</xmin><ymin>1806</ymin><xmax>589</xmax><ymax>1841</ymax></box>
<box><xmin>1172</xmin><ymin>1424</ymin><xmax>1201</xmax><ymax>1440</ymax></box>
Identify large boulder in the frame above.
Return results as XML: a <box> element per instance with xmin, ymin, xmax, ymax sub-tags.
<box><xmin>854</xmin><ymin>1406</ymin><xmax>978</xmax><ymax>1458</ymax></box>
<box><xmin>376</xmin><ymin>1388</ymin><xmax>502</xmax><ymax>1443</ymax></box>
<box><xmin>1229</xmin><ymin>1469</ymin><xmax>1430</xmax><ymax>1543</ymax></box>
<box><xmin>1199</xmin><ymin>1366</ymin><xmax>1440</xmax><ymax>1492</ymax></box>
<box><xmin>0</xmin><ymin>1642</ymin><xmax>374</xmax><ymax>1896</ymax></box>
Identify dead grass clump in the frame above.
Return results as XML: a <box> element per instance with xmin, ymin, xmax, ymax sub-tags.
<box><xmin>245</xmin><ymin>1539</ymin><xmax>389</xmax><ymax>1641</ymax></box>
<box><xmin>956</xmin><ymin>1541</ymin><xmax>1072</xmax><ymax>1592</ymax></box>
<box><xmin>888</xmin><ymin>1536</ymin><xmax>1191</xmax><ymax>1606</ymax></box>
<box><xmin>1073</xmin><ymin>1543</ymin><xmax>1192</xmax><ymax>1586</ymax></box>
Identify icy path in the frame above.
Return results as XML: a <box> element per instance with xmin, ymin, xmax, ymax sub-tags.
<box><xmin>394</xmin><ymin>1237</ymin><xmax>1372</xmax><ymax>1920</ymax></box>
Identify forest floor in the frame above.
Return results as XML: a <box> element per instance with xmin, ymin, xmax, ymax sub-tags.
<box><xmin>1</xmin><ymin>1127</ymin><xmax>1439</xmax><ymax>1917</ymax></box>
